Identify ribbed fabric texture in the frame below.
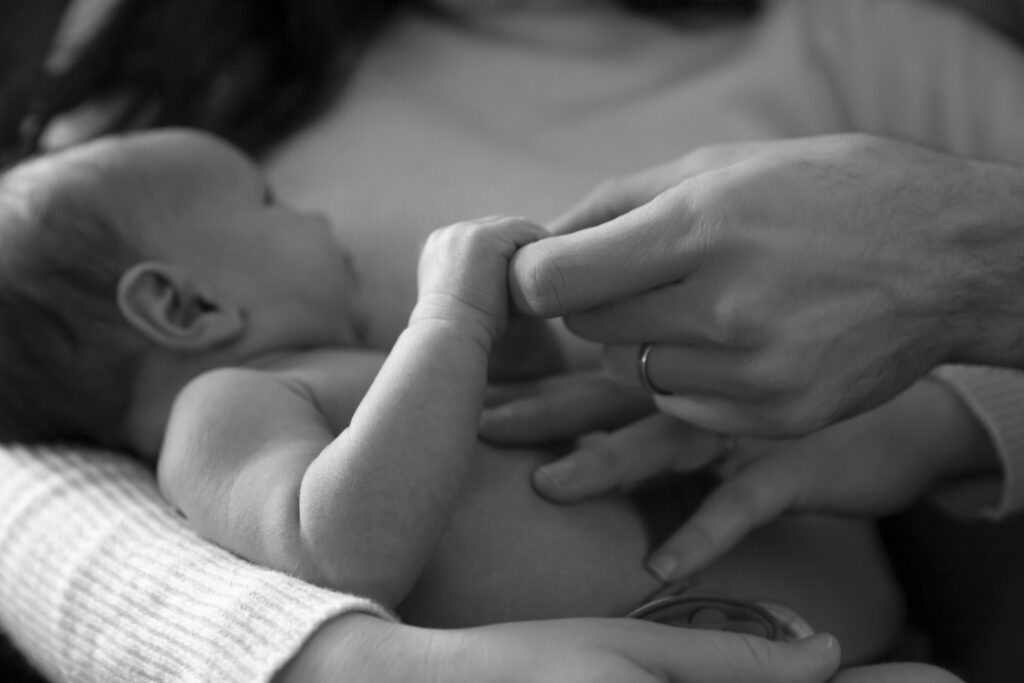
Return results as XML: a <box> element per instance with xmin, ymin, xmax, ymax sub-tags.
<box><xmin>932</xmin><ymin>366</ymin><xmax>1024</xmax><ymax>518</ymax></box>
<box><xmin>0</xmin><ymin>446</ymin><xmax>394</xmax><ymax>682</ymax></box>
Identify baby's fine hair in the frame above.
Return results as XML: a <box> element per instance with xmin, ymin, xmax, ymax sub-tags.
<box><xmin>0</xmin><ymin>154</ymin><xmax>146</xmax><ymax>448</ymax></box>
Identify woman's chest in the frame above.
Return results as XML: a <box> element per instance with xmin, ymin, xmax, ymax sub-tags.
<box><xmin>266</xmin><ymin>10</ymin><xmax>840</xmax><ymax>348</ymax></box>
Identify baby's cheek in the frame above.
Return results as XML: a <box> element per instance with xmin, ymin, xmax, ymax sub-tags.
<box><xmin>398</xmin><ymin>445</ymin><xmax>661</xmax><ymax>627</ymax></box>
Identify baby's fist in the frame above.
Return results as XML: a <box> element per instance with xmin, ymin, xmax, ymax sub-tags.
<box><xmin>414</xmin><ymin>216</ymin><xmax>547</xmax><ymax>349</ymax></box>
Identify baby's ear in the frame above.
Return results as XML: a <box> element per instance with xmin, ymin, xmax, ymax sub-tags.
<box><xmin>117</xmin><ymin>262</ymin><xmax>243</xmax><ymax>350</ymax></box>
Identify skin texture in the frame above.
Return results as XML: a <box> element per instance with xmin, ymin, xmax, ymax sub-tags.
<box><xmin>277</xmin><ymin>614</ymin><xmax>965</xmax><ymax>683</ymax></box>
<box><xmin>510</xmin><ymin>134</ymin><xmax>1024</xmax><ymax>437</ymax></box>
<box><xmin>276</xmin><ymin>612</ymin><xmax>847</xmax><ymax>683</ymax></box>
<box><xmin>101</xmin><ymin>134</ymin><xmax>899</xmax><ymax>658</ymax></box>
<box><xmin>33</xmin><ymin>130</ymin><xmax>900</xmax><ymax>675</ymax></box>
<box><xmin>480</xmin><ymin>371</ymin><xmax>997</xmax><ymax>581</ymax></box>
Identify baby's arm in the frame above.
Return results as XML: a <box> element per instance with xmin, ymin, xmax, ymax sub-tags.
<box><xmin>160</xmin><ymin>216</ymin><xmax>545</xmax><ymax>608</ymax></box>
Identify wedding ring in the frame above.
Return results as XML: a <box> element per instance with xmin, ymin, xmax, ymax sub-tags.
<box><xmin>637</xmin><ymin>342</ymin><xmax>671</xmax><ymax>395</ymax></box>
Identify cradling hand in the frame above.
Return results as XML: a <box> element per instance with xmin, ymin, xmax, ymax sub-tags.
<box><xmin>438</xmin><ymin>616</ymin><xmax>841</xmax><ymax>683</ymax></box>
<box><xmin>524</xmin><ymin>378</ymin><xmax>997</xmax><ymax>582</ymax></box>
<box><xmin>279</xmin><ymin>611</ymin><xmax>842</xmax><ymax>683</ymax></box>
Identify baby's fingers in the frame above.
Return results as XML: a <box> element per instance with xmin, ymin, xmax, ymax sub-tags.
<box><xmin>534</xmin><ymin>414</ymin><xmax>720</xmax><ymax>502</ymax></box>
<box><xmin>646</xmin><ymin>457</ymin><xmax>795</xmax><ymax>581</ymax></box>
<box><xmin>500</xmin><ymin>216</ymin><xmax>551</xmax><ymax>249</ymax></box>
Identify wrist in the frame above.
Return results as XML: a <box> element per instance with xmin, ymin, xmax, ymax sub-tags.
<box><xmin>409</xmin><ymin>296</ymin><xmax>498</xmax><ymax>354</ymax></box>
<box><xmin>941</xmin><ymin>160</ymin><xmax>1024</xmax><ymax>367</ymax></box>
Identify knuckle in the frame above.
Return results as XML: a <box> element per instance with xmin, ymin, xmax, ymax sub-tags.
<box><xmin>591</xmin><ymin>177</ymin><xmax>624</xmax><ymax>198</ymax></box>
<box><xmin>678</xmin><ymin>174</ymin><xmax>730</xmax><ymax>225</ymax></box>
<box><xmin>705</xmin><ymin>297</ymin><xmax>764</xmax><ymax>347</ymax></box>
<box><xmin>683</xmin><ymin>143</ymin><xmax>731</xmax><ymax>170</ymax></box>
<box><xmin>738</xmin><ymin>355</ymin><xmax>797</xmax><ymax>401</ymax></box>
<box><xmin>688</xmin><ymin>174</ymin><xmax>733</xmax><ymax>217</ymax></box>
<box><xmin>762</xmin><ymin>400</ymin><xmax>821</xmax><ymax>438</ymax></box>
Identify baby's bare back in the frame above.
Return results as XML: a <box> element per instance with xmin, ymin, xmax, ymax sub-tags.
<box><xmin>399</xmin><ymin>442</ymin><xmax>905</xmax><ymax>665</ymax></box>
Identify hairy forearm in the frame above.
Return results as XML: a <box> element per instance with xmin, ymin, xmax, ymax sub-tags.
<box><xmin>298</xmin><ymin>321</ymin><xmax>489</xmax><ymax>605</ymax></box>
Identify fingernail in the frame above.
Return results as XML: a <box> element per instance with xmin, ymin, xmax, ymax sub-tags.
<box><xmin>538</xmin><ymin>461</ymin><xmax>576</xmax><ymax>489</ymax></box>
<box><xmin>647</xmin><ymin>553</ymin><xmax>678</xmax><ymax>582</ymax></box>
<box><xmin>797</xmin><ymin>633</ymin><xmax>835</xmax><ymax>651</ymax></box>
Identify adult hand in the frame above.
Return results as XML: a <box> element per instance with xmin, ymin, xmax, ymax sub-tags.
<box><xmin>445</xmin><ymin>618</ymin><xmax>840</xmax><ymax>683</ymax></box>
<box><xmin>278</xmin><ymin>611</ymin><xmax>843</xmax><ymax>683</ymax></box>
<box><xmin>511</xmin><ymin>134</ymin><xmax>1024</xmax><ymax>436</ymax></box>
<box><xmin>480</xmin><ymin>370</ymin><xmax>722</xmax><ymax>498</ymax></box>
<box><xmin>518</xmin><ymin>378</ymin><xmax>996</xmax><ymax>582</ymax></box>
<box><xmin>831</xmin><ymin>663</ymin><xmax>965</xmax><ymax>683</ymax></box>
<box><xmin>480</xmin><ymin>370</ymin><xmax>656</xmax><ymax>446</ymax></box>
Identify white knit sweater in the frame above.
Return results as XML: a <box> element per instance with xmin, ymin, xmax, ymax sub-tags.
<box><xmin>0</xmin><ymin>446</ymin><xmax>393</xmax><ymax>682</ymax></box>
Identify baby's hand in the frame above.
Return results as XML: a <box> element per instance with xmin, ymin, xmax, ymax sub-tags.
<box><xmin>412</xmin><ymin>216</ymin><xmax>547</xmax><ymax>350</ymax></box>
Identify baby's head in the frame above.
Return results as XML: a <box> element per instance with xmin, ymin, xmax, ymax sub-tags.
<box><xmin>0</xmin><ymin>129</ymin><xmax>360</xmax><ymax>453</ymax></box>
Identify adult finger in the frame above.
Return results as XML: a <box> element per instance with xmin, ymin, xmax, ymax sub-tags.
<box><xmin>480</xmin><ymin>377</ymin><xmax>653</xmax><ymax>445</ymax></box>
<box><xmin>645</xmin><ymin>456</ymin><xmax>796</xmax><ymax>581</ymax></box>
<box><xmin>548</xmin><ymin>140</ymin><xmax>780</xmax><ymax>236</ymax></box>
<box><xmin>547</xmin><ymin>164</ymin><xmax>683</xmax><ymax>235</ymax></box>
<box><xmin>602</xmin><ymin>343</ymin><xmax>777</xmax><ymax>405</ymax></box>
<box><xmin>534</xmin><ymin>414</ymin><xmax>720</xmax><ymax>502</ymax></box>
<box><xmin>653</xmin><ymin>392</ymin><xmax>808</xmax><ymax>438</ymax></box>
<box><xmin>483</xmin><ymin>381</ymin><xmax>547</xmax><ymax>408</ymax></box>
<box><xmin>509</xmin><ymin>184</ymin><xmax>705</xmax><ymax>318</ymax></box>
<box><xmin>616</xmin><ymin>619</ymin><xmax>841</xmax><ymax>683</ymax></box>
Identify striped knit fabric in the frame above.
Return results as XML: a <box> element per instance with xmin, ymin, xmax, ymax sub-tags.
<box><xmin>0</xmin><ymin>445</ymin><xmax>394</xmax><ymax>683</ymax></box>
<box><xmin>932</xmin><ymin>365</ymin><xmax>1024</xmax><ymax>518</ymax></box>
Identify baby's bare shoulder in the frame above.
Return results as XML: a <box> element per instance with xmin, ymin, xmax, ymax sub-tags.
<box><xmin>179</xmin><ymin>349</ymin><xmax>353</xmax><ymax>403</ymax></box>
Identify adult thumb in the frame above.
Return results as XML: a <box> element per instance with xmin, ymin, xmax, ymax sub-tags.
<box><xmin>510</xmin><ymin>188</ymin><xmax>704</xmax><ymax>317</ymax></box>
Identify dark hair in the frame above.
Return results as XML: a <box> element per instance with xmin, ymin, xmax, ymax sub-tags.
<box><xmin>30</xmin><ymin>0</ymin><xmax>411</xmax><ymax>157</ymax></box>
<box><xmin>0</xmin><ymin>155</ymin><xmax>146</xmax><ymax>448</ymax></box>
<box><xmin>12</xmin><ymin>0</ymin><xmax>759</xmax><ymax>158</ymax></box>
